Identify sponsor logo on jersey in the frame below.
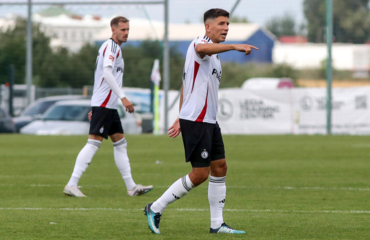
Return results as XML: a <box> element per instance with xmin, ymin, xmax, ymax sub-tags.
<box><xmin>212</xmin><ymin>68</ymin><xmax>222</xmax><ymax>81</ymax></box>
<box><xmin>201</xmin><ymin>149</ymin><xmax>208</xmax><ymax>159</ymax></box>
<box><xmin>109</xmin><ymin>55</ymin><xmax>114</xmax><ymax>61</ymax></box>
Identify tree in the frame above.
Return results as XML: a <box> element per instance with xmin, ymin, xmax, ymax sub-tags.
<box><xmin>265</xmin><ymin>13</ymin><xmax>297</xmax><ymax>38</ymax></box>
<box><xmin>304</xmin><ymin>0</ymin><xmax>370</xmax><ymax>43</ymax></box>
<box><xmin>0</xmin><ymin>18</ymin><xmax>184</xmax><ymax>89</ymax></box>
<box><xmin>229</xmin><ymin>16</ymin><xmax>248</xmax><ymax>23</ymax></box>
<box><xmin>0</xmin><ymin>18</ymin><xmax>53</xmax><ymax>85</ymax></box>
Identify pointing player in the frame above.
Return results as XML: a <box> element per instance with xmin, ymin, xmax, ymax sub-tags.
<box><xmin>144</xmin><ymin>9</ymin><xmax>258</xmax><ymax>234</ymax></box>
<box><xmin>63</xmin><ymin>16</ymin><xmax>153</xmax><ymax>197</ymax></box>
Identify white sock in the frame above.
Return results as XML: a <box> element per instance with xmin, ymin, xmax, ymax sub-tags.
<box><xmin>67</xmin><ymin>139</ymin><xmax>101</xmax><ymax>188</ymax></box>
<box><xmin>151</xmin><ymin>174</ymin><xmax>194</xmax><ymax>214</ymax></box>
<box><xmin>208</xmin><ymin>176</ymin><xmax>226</xmax><ymax>229</ymax></box>
<box><xmin>113</xmin><ymin>138</ymin><xmax>136</xmax><ymax>191</ymax></box>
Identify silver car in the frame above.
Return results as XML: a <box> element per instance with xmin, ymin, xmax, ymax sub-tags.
<box><xmin>20</xmin><ymin>100</ymin><xmax>142</xmax><ymax>135</ymax></box>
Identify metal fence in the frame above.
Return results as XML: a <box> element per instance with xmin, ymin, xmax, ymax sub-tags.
<box><xmin>0</xmin><ymin>84</ymin><xmax>93</xmax><ymax>116</ymax></box>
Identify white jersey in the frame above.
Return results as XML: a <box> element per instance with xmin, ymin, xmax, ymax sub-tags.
<box><xmin>91</xmin><ymin>38</ymin><xmax>124</xmax><ymax>109</ymax></box>
<box><xmin>179</xmin><ymin>36</ymin><xmax>222</xmax><ymax>124</ymax></box>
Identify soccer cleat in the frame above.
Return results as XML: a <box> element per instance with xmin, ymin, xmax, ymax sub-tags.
<box><xmin>63</xmin><ymin>185</ymin><xmax>86</xmax><ymax>197</ymax></box>
<box><xmin>144</xmin><ymin>203</ymin><xmax>161</xmax><ymax>234</ymax></box>
<box><xmin>210</xmin><ymin>223</ymin><xmax>245</xmax><ymax>234</ymax></box>
<box><xmin>127</xmin><ymin>184</ymin><xmax>153</xmax><ymax>196</ymax></box>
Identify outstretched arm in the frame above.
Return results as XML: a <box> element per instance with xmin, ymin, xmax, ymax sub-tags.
<box><xmin>196</xmin><ymin>43</ymin><xmax>258</xmax><ymax>58</ymax></box>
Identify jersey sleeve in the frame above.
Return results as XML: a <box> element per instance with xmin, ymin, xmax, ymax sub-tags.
<box><xmin>102</xmin><ymin>40</ymin><xmax>118</xmax><ymax>68</ymax></box>
<box><xmin>194</xmin><ymin>36</ymin><xmax>211</xmax><ymax>61</ymax></box>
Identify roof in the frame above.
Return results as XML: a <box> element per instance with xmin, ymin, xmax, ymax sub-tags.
<box><xmin>33</xmin><ymin>14</ymin><xmax>108</xmax><ymax>28</ymax></box>
<box><xmin>95</xmin><ymin>19</ymin><xmax>275</xmax><ymax>41</ymax></box>
<box><xmin>37</xmin><ymin>5</ymin><xmax>78</xmax><ymax>18</ymax></box>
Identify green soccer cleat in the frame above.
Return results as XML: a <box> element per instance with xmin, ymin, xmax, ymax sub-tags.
<box><xmin>210</xmin><ymin>223</ymin><xmax>245</xmax><ymax>234</ymax></box>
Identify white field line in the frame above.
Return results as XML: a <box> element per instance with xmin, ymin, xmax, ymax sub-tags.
<box><xmin>1</xmin><ymin>184</ymin><xmax>370</xmax><ymax>191</ymax></box>
<box><xmin>0</xmin><ymin>208</ymin><xmax>370</xmax><ymax>214</ymax></box>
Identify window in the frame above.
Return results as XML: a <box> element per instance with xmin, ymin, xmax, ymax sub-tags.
<box><xmin>43</xmin><ymin>105</ymin><xmax>90</xmax><ymax>121</ymax></box>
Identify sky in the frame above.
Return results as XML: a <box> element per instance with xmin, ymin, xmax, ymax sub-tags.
<box><xmin>0</xmin><ymin>0</ymin><xmax>305</xmax><ymax>27</ymax></box>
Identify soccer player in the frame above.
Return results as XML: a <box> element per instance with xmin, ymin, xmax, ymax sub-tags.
<box><xmin>144</xmin><ymin>9</ymin><xmax>258</xmax><ymax>234</ymax></box>
<box><xmin>63</xmin><ymin>16</ymin><xmax>153</xmax><ymax>197</ymax></box>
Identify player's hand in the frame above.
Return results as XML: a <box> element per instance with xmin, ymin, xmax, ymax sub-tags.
<box><xmin>122</xmin><ymin>97</ymin><xmax>134</xmax><ymax>113</ymax></box>
<box><xmin>234</xmin><ymin>44</ymin><xmax>258</xmax><ymax>55</ymax></box>
<box><xmin>168</xmin><ymin>118</ymin><xmax>181</xmax><ymax>138</ymax></box>
<box><xmin>88</xmin><ymin>111</ymin><xmax>92</xmax><ymax>120</ymax></box>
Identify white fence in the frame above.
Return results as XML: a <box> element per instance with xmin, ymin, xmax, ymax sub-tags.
<box><xmin>163</xmin><ymin>87</ymin><xmax>370</xmax><ymax>135</ymax></box>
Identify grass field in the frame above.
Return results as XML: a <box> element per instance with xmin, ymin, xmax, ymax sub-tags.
<box><xmin>1</xmin><ymin>134</ymin><xmax>370</xmax><ymax>239</ymax></box>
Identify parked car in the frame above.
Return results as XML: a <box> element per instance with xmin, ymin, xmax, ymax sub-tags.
<box><xmin>20</xmin><ymin>100</ymin><xmax>142</xmax><ymax>135</ymax></box>
<box><xmin>0</xmin><ymin>107</ymin><xmax>16</xmax><ymax>133</ymax></box>
<box><xmin>13</xmin><ymin>95</ymin><xmax>88</xmax><ymax>132</ymax></box>
<box><xmin>241</xmin><ymin>78</ymin><xmax>294</xmax><ymax>90</ymax></box>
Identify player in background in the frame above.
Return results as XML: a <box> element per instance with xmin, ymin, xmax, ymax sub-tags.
<box><xmin>144</xmin><ymin>9</ymin><xmax>258</xmax><ymax>234</ymax></box>
<box><xmin>63</xmin><ymin>16</ymin><xmax>153</xmax><ymax>197</ymax></box>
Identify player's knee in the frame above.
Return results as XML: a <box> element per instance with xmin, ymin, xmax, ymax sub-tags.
<box><xmin>113</xmin><ymin>138</ymin><xmax>127</xmax><ymax>149</ymax></box>
<box><xmin>190</xmin><ymin>171</ymin><xmax>209</xmax><ymax>186</ymax></box>
<box><xmin>211</xmin><ymin>160</ymin><xmax>227</xmax><ymax>176</ymax></box>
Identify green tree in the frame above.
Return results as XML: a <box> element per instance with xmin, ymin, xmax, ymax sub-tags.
<box><xmin>0</xmin><ymin>18</ymin><xmax>53</xmax><ymax>85</ymax></box>
<box><xmin>304</xmin><ymin>0</ymin><xmax>370</xmax><ymax>43</ymax></box>
<box><xmin>122</xmin><ymin>40</ymin><xmax>184</xmax><ymax>90</ymax></box>
<box><xmin>265</xmin><ymin>13</ymin><xmax>297</xmax><ymax>38</ymax></box>
<box><xmin>229</xmin><ymin>16</ymin><xmax>248</xmax><ymax>23</ymax></box>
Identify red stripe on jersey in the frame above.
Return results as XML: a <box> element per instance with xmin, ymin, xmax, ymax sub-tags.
<box><xmin>100</xmin><ymin>90</ymin><xmax>112</xmax><ymax>108</ymax></box>
<box><xmin>103</xmin><ymin>45</ymin><xmax>108</xmax><ymax>57</ymax></box>
<box><xmin>195</xmin><ymin>86</ymin><xmax>209</xmax><ymax>122</ymax></box>
<box><xmin>116</xmin><ymin>50</ymin><xmax>120</xmax><ymax>58</ymax></box>
<box><xmin>191</xmin><ymin>61</ymin><xmax>200</xmax><ymax>93</ymax></box>
<box><xmin>100</xmin><ymin>78</ymin><xmax>104</xmax><ymax>86</ymax></box>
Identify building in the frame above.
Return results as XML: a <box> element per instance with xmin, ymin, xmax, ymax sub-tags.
<box><xmin>273</xmin><ymin>43</ymin><xmax>370</xmax><ymax>77</ymax></box>
<box><xmin>95</xmin><ymin>19</ymin><xmax>276</xmax><ymax>63</ymax></box>
<box><xmin>33</xmin><ymin>6</ymin><xmax>108</xmax><ymax>52</ymax></box>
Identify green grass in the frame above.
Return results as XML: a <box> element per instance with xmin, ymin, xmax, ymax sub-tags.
<box><xmin>1</xmin><ymin>134</ymin><xmax>370</xmax><ymax>239</ymax></box>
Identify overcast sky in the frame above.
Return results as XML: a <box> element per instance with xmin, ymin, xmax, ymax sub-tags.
<box><xmin>0</xmin><ymin>0</ymin><xmax>305</xmax><ymax>26</ymax></box>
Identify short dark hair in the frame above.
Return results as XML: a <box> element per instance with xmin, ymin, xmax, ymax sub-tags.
<box><xmin>203</xmin><ymin>8</ymin><xmax>229</xmax><ymax>23</ymax></box>
<box><xmin>110</xmin><ymin>16</ymin><xmax>129</xmax><ymax>27</ymax></box>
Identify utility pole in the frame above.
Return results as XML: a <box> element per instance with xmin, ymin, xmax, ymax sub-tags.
<box><xmin>26</xmin><ymin>0</ymin><xmax>32</xmax><ymax>105</ymax></box>
<box><xmin>163</xmin><ymin>0</ymin><xmax>169</xmax><ymax>130</ymax></box>
<box><xmin>325</xmin><ymin>0</ymin><xmax>332</xmax><ymax>134</ymax></box>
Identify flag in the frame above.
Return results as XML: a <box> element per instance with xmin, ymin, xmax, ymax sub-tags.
<box><xmin>150</xmin><ymin>59</ymin><xmax>161</xmax><ymax>86</ymax></box>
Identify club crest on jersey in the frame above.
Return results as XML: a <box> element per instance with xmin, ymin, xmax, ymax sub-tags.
<box><xmin>109</xmin><ymin>55</ymin><xmax>114</xmax><ymax>61</ymax></box>
<box><xmin>212</xmin><ymin>68</ymin><xmax>222</xmax><ymax>82</ymax></box>
<box><xmin>201</xmin><ymin>149</ymin><xmax>208</xmax><ymax>159</ymax></box>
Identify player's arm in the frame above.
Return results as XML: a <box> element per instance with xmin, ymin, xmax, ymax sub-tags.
<box><xmin>102</xmin><ymin>66</ymin><xmax>134</xmax><ymax>113</ymax></box>
<box><xmin>196</xmin><ymin>43</ymin><xmax>258</xmax><ymax>58</ymax></box>
<box><xmin>168</xmin><ymin>85</ymin><xmax>183</xmax><ymax>138</ymax></box>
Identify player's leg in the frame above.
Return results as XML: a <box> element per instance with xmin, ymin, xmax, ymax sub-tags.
<box><xmin>109</xmin><ymin>111</ymin><xmax>152</xmax><ymax>196</ymax></box>
<box><xmin>64</xmin><ymin>107</ymin><xmax>110</xmax><ymax>197</ymax></box>
<box><xmin>208</xmin><ymin>123</ymin><xmax>244</xmax><ymax>234</ymax></box>
<box><xmin>150</xmin><ymin>166</ymin><xmax>209</xmax><ymax>213</ymax></box>
<box><xmin>144</xmin><ymin>168</ymin><xmax>205</xmax><ymax>234</ymax></box>
<box><xmin>144</xmin><ymin>119</ymin><xmax>211</xmax><ymax>234</ymax></box>
<box><xmin>64</xmin><ymin>134</ymin><xmax>103</xmax><ymax>197</ymax></box>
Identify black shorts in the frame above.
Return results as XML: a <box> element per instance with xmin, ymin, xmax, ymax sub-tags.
<box><xmin>180</xmin><ymin>119</ymin><xmax>225</xmax><ymax>168</ymax></box>
<box><xmin>89</xmin><ymin>107</ymin><xmax>124</xmax><ymax>139</ymax></box>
